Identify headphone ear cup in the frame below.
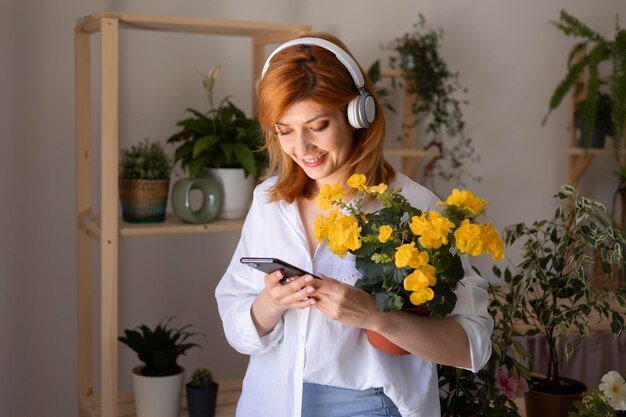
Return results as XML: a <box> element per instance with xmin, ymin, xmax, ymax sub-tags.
<box><xmin>347</xmin><ymin>96</ymin><xmax>362</xmax><ymax>129</ymax></box>
<box><xmin>346</xmin><ymin>93</ymin><xmax>375</xmax><ymax>129</ymax></box>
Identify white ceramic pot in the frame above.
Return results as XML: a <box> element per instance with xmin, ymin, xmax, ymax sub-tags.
<box><xmin>209</xmin><ymin>168</ymin><xmax>255</xmax><ymax>220</ymax></box>
<box><xmin>132</xmin><ymin>366</ymin><xmax>184</xmax><ymax>417</ymax></box>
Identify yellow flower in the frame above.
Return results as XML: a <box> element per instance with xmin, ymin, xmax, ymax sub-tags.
<box><xmin>454</xmin><ymin>220</ymin><xmax>485</xmax><ymax>257</ymax></box>
<box><xmin>347</xmin><ymin>174</ymin><xmax>367</xmax><ymax>191</ymax></box>
<box><xmin>378</xmin><ymin>225</ymin><xmax>393</xmax><ymax>243</ymax></box>
<box><xmin>440</xmin><ymin>189</ymin><xmax>488</xmax><ymax>216</ymax></box>
<box><xmin>313</xmin><ymin>209</ymin><xmax>338</xmax><ymax>242</ymax></box>
<box><xmin>483</xmin><ymin>223</ymin><xmax>505</xmax><ymax>261</ymax></box>
<box><xmin>369</xmin><ymin>183</ymin><xmax>388</xmax><ymax>194</ymax></box>
<box><xmin>404</xmin><ymin>265</ymin><xmax>437</xmax><ymax>292</ymax></box>
<box><xmin>410</xmin><ymin>211</ymin><xmax>455</xmax><ymax>249</ymax></box>
<box><xmin>326</xmin><ymin>213</ymin><xmax>362</xmax><ymax>257</ymax></box>
<box><xmin>315</xmin><ymin>183</ymin><xmax>343</xmax><ymax>210</ymax></box>
<box><xmin>394</xmin><ymin>242</ymin><xmax>429</xmax><ymax>269</ymax></box>
<box><xmin>409</xmin><ymin>288</ymin><xmax>435</xmax><ymax>305</ymax></box>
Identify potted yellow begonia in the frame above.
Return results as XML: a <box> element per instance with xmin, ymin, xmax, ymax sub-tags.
<box><xmin>313</xmin><ymin>174</ymin><xmax>504</xmax><ymax>354</ymax></box>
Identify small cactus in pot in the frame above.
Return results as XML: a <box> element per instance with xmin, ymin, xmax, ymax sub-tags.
<box><xmin>186</xmin><ymin>367</ymin><xmax>218</xmax><ymax>417</ymax></box>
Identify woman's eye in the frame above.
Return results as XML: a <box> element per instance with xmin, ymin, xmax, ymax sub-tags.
<box><xmin>310</xmin><ymin>121</ymin><xmax>329</xmax><ymax>132</ymax></box>
<box><xmin>276</xmin><ymin>128</ymin><xmax>292</xmax><ymax>136</ymax></box>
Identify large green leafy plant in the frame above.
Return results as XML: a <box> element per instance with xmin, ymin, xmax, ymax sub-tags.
<box><xmin>167</xmin><ymin>66</ymin><xmax>266</xmax><ymax>178</ymax></box>
<box><xmin>544</xmin><ymin>10</ymin><xmax>626</xmax><ymax>187</ymax></box>
<box><xmin>118</xmin><ymin>317</ymin><xmax>201</xmax><ymax>377</ymax></box>
<box><xmin>386</xmin><ymin>14</ymin><xmax>479</xmax><ymax>186</ymax></box>
<box><xmin>492</xmin><ymin>185</ymin><xmax>626</xmax><ymax>394</ymax></box>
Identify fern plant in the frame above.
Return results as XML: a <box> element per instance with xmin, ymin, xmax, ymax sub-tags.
<box><xmin>118</xmin><ymin>317</ymin><xmax>201</xmax><ymax>377</ymax></box>
<box><xmin>544</xmin><ymin>10</ymin><xmax>626</xmax><ymax>178</ymax></box>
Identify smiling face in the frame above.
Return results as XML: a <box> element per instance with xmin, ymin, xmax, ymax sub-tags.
<box><xmin>275</xmin><ymin>99</ymin><xmax>354</xmax><ymax>191</ymax></box>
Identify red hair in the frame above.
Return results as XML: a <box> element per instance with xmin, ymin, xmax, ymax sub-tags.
<box><xmin>257</xmin><ymin>32</ymin><xmax>395</xmax><ymax>202</ymax></box>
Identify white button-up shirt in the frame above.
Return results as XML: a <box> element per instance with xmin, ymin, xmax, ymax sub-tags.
<box><xmin>215</xmin><ymin>173</ymin><xmax>493</xmax><ymax>417</ymax></box>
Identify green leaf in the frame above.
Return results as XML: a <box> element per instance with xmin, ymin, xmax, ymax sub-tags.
<box><xmin>233</xmin><ymin>143</ymin><xmax>257</xmax><ymax>177</ymax></box>
<box><xmin>192</xmin><ymin>134</ymin><xmax>219</xmax><ymax>158</ymax></box>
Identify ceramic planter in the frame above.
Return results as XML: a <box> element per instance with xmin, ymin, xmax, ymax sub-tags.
<box><xmin>171</xmin><ymin>176</ymin><xmax>222</xmax><ymax>224</ymax></box>
<box><xmin>208</xmin><ymin>168</ymin><xmax>255</xmax><ymax>220</ymax></box>
<box><xmin>185</xmin><ymin>382</ymin><xmax>219</xmax><ymax>417</ymax></box>
<box><xmin>132</xmin><ymin>366</ymin><xmax>184</xmax><ymax>417</ymax></box>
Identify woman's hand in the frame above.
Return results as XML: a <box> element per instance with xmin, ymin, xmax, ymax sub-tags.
<box><xmin>251</xmin><ymin>270</ymin><xmax>317</xmax><ymax>336</ymax></box>
<box><xmin>311</xmin><ymin>275</ymin><xmax>382</xmax><ymax>330</ymax></box>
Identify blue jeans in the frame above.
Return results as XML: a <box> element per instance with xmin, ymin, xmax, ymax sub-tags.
<box><xmin>301</xmin><ymin>382</ymin><xmax>402</xmax><ymax>417</ymax></box>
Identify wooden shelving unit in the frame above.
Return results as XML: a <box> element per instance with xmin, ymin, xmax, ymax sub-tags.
<box><xmin>74</xmin><ymin>12</ymin><xmax>439</xmax><ymax>417</ymax></box>
<box><xmin>74</xmin><ymin>12</ymin><xmax>310</xmax><ymax>417</ymax></box>
<box><xmin>565</xmin><ymin>50</ymin><xmax>626</xmax><ymax>186</ymax></box>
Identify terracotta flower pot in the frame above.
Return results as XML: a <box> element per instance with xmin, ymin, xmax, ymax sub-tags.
<box><xmin>366</xmin><ymin>307</ymin><xmax>430</xmax><ymax>355</ymax></box>
<box><xmin>523</xmin><ymin>375</ymin><xmax>586</xmax><ymax>417</ymax></box>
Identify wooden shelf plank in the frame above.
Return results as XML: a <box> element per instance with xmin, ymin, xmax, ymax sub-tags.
<box><xmin>383</xmin><ymin>148</ymin><xmax>440</xmax><ymax>158</ymax></box>
<box><xmin>78</xmin><ymin>213</ymin><xmax>244</xmax><ymax>238</ymax></box>
<box><xmin>76</xmin><ymin>11</ymin><xmax>310</xmax><ymax>37</ymax></box>
<box><xmin>566</xmin><ymin>147</ymin><xmax>626</xmax><ymax>156</ymax></box>
<box><xmin>80</xmin><ymin>379</ymin><xmax>242</xmax><ymax>417</ymax></box>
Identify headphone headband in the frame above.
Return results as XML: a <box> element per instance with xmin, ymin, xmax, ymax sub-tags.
<box><xmin>261</xmin><ymin>37</ymin><xmax>365</xmax><ymax>88</ymax></box>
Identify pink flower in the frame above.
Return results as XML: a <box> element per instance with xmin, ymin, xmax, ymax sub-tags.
<box><xmin>495</xmin><ymin>368</ymin><xmax>529</xmax><ymax>399</ymax></box>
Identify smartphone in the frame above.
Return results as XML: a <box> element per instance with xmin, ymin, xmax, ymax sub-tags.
<box><xmin>240</xmin><ymin>257</ymin><xmax>319</xmax><ymax>284</ymax></box>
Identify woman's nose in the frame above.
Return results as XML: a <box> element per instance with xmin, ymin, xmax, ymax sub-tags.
<box><xmin>294</xmin><ymin>130</ymin><xmax>313</xmax><ymax>155</ymax></box>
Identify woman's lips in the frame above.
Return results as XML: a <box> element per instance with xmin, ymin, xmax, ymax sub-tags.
<box><xmin>301</xmin><ymin>154</ymin><xmax>326</xmax><ymax>167</ymax></box>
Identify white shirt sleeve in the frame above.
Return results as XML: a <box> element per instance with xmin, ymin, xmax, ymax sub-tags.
<box><xmin>450</xmin><ymin>255</ymin><xmax>494</xmax><ymax>372</ymax></box>
<box><xmin>215</xmin><ymin>183</ymin><xmax>285</xmax><ymax>355</ymax></box>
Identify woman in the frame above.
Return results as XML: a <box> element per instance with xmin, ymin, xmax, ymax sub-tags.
<box><xmin>215</xmin><ymin>32</ymin><xmax>493</xmax><ymax>417</ymax></box>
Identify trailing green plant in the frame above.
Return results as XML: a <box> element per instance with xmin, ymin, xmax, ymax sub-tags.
<box><xmin>437</xmin><ymin>282</ymin><xmax>532</xmax><ymax>417</ymax></box>
<box><xmin>366</xmin><ymin>60</ymin><xmax>396</xmax><ymax>114</ymax></box>
<box><xmin>119</xmin><ymin>139</ymin><xmax>173</xmax><ymax>180</ymax></box>
<box><xmin>386</xmin><ymin>14</ymin><xmax>479</xmax><ymax>187</ymax></box>
<box><xmin>189</xmin><ymin>367</ymin><xmax>216</xmax><ymax>389</ymax></box>
<box><xmin>167</xmin><ymin>65</ymin><xmax>266</xmax><ymax>178</ymax></box>
<box><xmin>543</xmin><ymin>10</ymin><xmax>626</xmax><ymax>182</ymax></box>
<box><xmin>118</xmin><ymin>317</ymin><xmax>201</xmax><ymax>377</ymax></box>
<box><xmin>492</xmin><ymin>185</ymin><xmax>626</xmax><ymax>394</ymax></box>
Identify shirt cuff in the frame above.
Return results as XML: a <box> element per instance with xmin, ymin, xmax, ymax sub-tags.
<box><xmin>453</xmin><ymin>314</ymin><xmax>493</xmax><ymax>372</ymax></box>
<box><xmin>235</xmin><ymin>300</ymin><xmax>284</xmax><ymax>353</ymax></box>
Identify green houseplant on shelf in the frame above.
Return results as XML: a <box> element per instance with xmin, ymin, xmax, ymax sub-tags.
<box><xmin>118</xmin><ymin>139</ymin><xmax>173</xmax><ymax>223</ymax></box>
<box><xmin>385</xmin><ymin>14</ymin><xmax>479</xmax><ymax>187</ymax></box>
<box><xmin>544</xmin><ymin>10</ymin><xmax>626</xmax><ymax>149</ymax></box>
<box><xmin>186</xmin><ymin>368</ymin><xmax>219</xmax><ymax>417</ymax></box>
<box><xmin>492</xmin><ymin>185</ymin><xmax>626</xmax><ymax>417</ymax></box>
<box><xmin>118</xmin><ymin>317</ymin><xmax>201</xmax><ymax>417</ymax></box>
<box><xmin>167</xmin><ymin>65</ymin><xmax>266</xmax><ymax>221</ymax></box>
<box><xmin>543</xmin><ymin>10</ymin><xmax>626</xmax><ymax>227</ymax></box>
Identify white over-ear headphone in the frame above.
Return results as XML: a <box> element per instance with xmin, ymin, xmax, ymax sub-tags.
<box><xmin>261</xmin><ymin>37</ymin><xmax>376</xmax><ymax>129</ymax></box>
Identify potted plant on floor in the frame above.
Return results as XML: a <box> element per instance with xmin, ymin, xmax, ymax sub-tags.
<box><xmin>437</xmin><ymin>282</ymin><xmax>532</xmax><ymax>417</ymax></box>
<box><xmin>118</xmin><ymin>317</ymin><xmax>201</xmax><ymax>417</ymax></box>
<box><xmin>186</xmin><ymin>367</ymin><xmax>219</xmax><ymax>417</ymax></box>
<box><xmin>119</xmin><ymin>139</ymin><xmax>173</xmax><ymax>223</ymax></box>
<box><xmin>492</xmin><ymin>185</ymin><xmax>626</xmax><ymax>417</ymax></box>
<box><xmin>167</xmin><ymin>65</ymin><xmax>267</xmax><ymax>221</ymax></box>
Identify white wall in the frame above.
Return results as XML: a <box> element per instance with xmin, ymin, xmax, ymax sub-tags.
<box><xmin>2</xmin><ymin>1</ymin><xmax>625</xmax><ymax>416</ymax></box>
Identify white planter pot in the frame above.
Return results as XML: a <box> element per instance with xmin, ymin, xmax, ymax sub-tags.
<box><xmin>132</xmin><ymin>366</ymin><xmax>184</xmax><ymax>417</ymax></box>
<box><xmin>209</xmin><ymin>168</ymin><xmax>255</xmax><ymax>220</ymax></box>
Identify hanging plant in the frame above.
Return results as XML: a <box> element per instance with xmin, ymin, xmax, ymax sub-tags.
<box><xmin>386</xmin><ymin>14</ymin><xmax>479</xmax><ymax>187</ymax></box>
